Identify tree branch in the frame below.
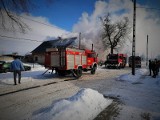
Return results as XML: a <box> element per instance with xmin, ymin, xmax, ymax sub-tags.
<box><xmin>101</xmin><ymin>13</ymin><xmax>131</xmax><ymax>53</ymax></box>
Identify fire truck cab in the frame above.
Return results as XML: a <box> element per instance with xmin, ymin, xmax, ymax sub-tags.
<box><xmin>105</xmin><ymin>53</ymin><xmax>127</xmax><ymax>69</ymax></box>
<box><xmin>45</xmin><ymin>47</ymin><xmax>98</xmax><ymax>78</ymax></box>
<box><xmin>128</xmin><ymin>56</ymin><xmax>141</xmax><ymax>68</ymax></box>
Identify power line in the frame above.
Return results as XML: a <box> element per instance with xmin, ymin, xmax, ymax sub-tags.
<box><xmin>0</xmin><ymin>35</ymin><xmax>43</xmax><ymax>42</ymax></box>
<box><xmin>0</xmin><ymin>15</ymin><xmax>67</xmax><ymax>43</ymax></box>
<box><xmin>19</xmin><ymin>15</ymin><xmax>65</xmax><ymax>31</ymax></box>
<box><xmin>0</xmin><ymin>12</ymin><xmax>64</xmax><ymax>32</ymax></box>
<box><xmin>20</xmin><ymin>15</ymin><xmax>55</xmax><ymax>28</ymax></box>
<box><xmin>136</xmin><ymin>7</ymin><xmax>160</xmax><ymax>11</ymax></box>
<box><xmin>0</xmin><ymin>27</ymin><xmax>25</xmax><ymax>33</ymax></box>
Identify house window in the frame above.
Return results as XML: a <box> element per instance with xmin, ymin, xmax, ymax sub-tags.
<box><xmin>35</xmin><ymin>57</ymin><xmax>38</xmax><ymax>62</ymax></box>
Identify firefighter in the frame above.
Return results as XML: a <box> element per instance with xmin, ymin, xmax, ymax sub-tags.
<box><xmin>158</xmin><ymin>60</ymin><xmax>160</xmax><ymax>74</ymax></box>
<box><xmin>158</xmin><ymin>60</ymin><xmax>160</xmax><ymax>75</ymax></box>
<box><xmin>155</xmin><ymin>59</ymin><xmax>159</xmax><ymax>75</ymax></box>
<box><xmin>148</xmin><ymin>60</ymin><xmax>152</xmax><ymax>76</ymax></box>
<box><xmin>152</xmin><ymin>60</ymin><xmax>156</xmax><ymax>78</ymax></box>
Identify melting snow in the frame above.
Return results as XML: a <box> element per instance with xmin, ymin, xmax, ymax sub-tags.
<box><xmin>117</xmin><ymin>68</ymin><xmax>148</xmax><ymax>82</ymax></box>
<box><xmin>32</xmin><ymin>88</ymin><xmax>112</xmax><ymax>120</ymax></box>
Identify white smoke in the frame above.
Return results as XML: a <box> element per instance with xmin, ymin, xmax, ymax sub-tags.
<box><xmin>72</xmin><ymin>0</ymin><xmax>160</xmax><ymax>60</ymax></box>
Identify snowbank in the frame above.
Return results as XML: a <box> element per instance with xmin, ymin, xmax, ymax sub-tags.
<box><xmin>117</xmin><ymin>68</ymin><xmax>148</xmax><ymax>82</ymax></box>
<box><xmin>23</xmin><ymin>63</ymin><xmax>46</xmax><ymax>71</ymax></box>
<box><xmin>32</xmin><ymin>88</ymin><xmax>112</xmax><ymax>120</ymax></box>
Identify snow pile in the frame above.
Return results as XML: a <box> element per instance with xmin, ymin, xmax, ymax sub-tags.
<box><xmin>24</xmin><ymin>63</ymin><xmax>46</xmax><ymax>71</ymax></box>
<box><xmin>117</xmin><ymin>68</ymin><xmax>148</xmax><ymax>82</ymax></box>
<box><xmin>32</xmin><ymin>88</ymin><xmax>112</xmax><ymax>120</ymax></box>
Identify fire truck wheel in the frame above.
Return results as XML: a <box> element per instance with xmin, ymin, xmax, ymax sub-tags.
<box><xmin>76</xmin><ymin>67</ymin><xmax>82</xmax><ymax>78</ymax></box>
<box><xmin>91</xmin><ymin>66</ymin><xmax>96</xmax><ymax>74</ymax></box>
<box><xmin>57</xmin><ymin>70</ymin><xmax>65</xmax><ymax>76</ymax></box>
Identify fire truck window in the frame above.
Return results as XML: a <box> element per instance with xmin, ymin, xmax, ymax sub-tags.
<box><xmin>119</xmin><ymin>56</ymin><xmax>122</xmax><ymax>59</ymax></box>
<box><xmin>135</xmin><ymin>57</ymin><xmax>141</xmax><ymax>60</ymax></box>
<box><xmin>88</xmin><ymin>53</ymin><xmax>96</xmax><ymax>58</ymax></box>
<box><xmin>109</xmin><ymin>55</ymin><xmax>118</xmax><ymax>59</ymax></box>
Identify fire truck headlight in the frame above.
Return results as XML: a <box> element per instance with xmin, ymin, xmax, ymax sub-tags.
<box><xmin>88</xmin><ymin>60</ymin><xmax>91</xmax><ymax>63</ymax></box>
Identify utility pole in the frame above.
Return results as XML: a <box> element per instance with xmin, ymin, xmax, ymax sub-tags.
<box><xmin>146</xmin><ymin>35</ymin><xmax>148</xmax><ymax>66</ymax></box>
<box><xmin>79</xmin><ymin>32</ymin><xmax>81</xmax><ymax>49</ymax></box>
<box><xmin>132</xmin><ymin>0</ymin><xmax>136</xmax><ymax>75</ymax></box>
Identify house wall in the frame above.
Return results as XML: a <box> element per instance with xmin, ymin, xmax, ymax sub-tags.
<box><xmin>24</xmin><ymin>55</ymin><xmax>34</xmax><ymax>63</ymax></box>
<box><xmin>33</xmin><ymin>54</ymin><xmax>45</xmax><ymax>65</ymax></box>
<box><xmin>0</xmin><ymin>56</ymin><xmax>14</xmax><ymax>62</ymax></box>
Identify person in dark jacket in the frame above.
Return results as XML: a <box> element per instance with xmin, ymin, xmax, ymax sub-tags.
<box><xmin>157</xmin><ymin>60</ymin><xmax>160</xmax><ymax>75</ymax></box>
<box><xmin>10</xmin><ymin>56</ymin><xmax>25</xmax><ymax>85</ymax></box>
<box><xmin>152</xmin><ymin>60</ymin><xmax>156</xmax><ymax>78</ymax></box>
<box><xmin>148</xmin><ymin>60</ymin><xmax>152</xmax><ymax>76</ymax></box>
<box><xmin>155</xmin><ymin>59</ymin><xmax>159</xmax><ymax>75</ymax></box>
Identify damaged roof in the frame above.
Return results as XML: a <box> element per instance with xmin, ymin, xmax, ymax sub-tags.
<box><xmin>32</xmin><ymin>37</ymin><xmax>78</xmax><ymax>53</ymax></box>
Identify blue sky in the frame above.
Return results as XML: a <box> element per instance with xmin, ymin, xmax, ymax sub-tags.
<box><xmin>32</xmin><ymin>0</ymin><xmax>97</xmax><ymax>31</ymax></box>
<box><xmin>31</xmin><ymin>0</ymin><xmax>160</xmax><ymax>32</ymax></box>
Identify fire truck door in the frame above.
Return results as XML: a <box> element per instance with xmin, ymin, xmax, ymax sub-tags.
<box><xmin>51</xmin><ymin>52</ymin><xmax>60</xmax><ymax>66</ymax></box>
<box><xmin>60</xmin><ymin>50</ymin><xmax>65</xmax><ymax>66</ymax></box>
<box><xmin>45</xmin><ymin>52</ymin><xmax>51</xmax><ymax>67</ymax></box>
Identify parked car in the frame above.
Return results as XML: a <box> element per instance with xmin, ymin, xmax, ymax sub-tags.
<box><xmin>23</xmin><ymin>63</ymin><xmax>32</xmax><ymax>71</ymax></box>
<box><xmin>0</xmin><ymin>61</ymin><xmax>31</xmax><ymax>73</ymax></box>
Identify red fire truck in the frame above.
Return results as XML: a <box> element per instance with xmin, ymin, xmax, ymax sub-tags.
<box><xmin>128</xmin><ymin>56</ymin><xmax>141</xmax><ymax>68</ymax></box>
<box><xmin>45</xmin><ymin>46</ymin><xmax>98</xmax><ymax>78</ymax></box>
<box><xmin>105</xmin><ymin>53</ymin><xmax>127</xmax><ymax>69</ymax></box>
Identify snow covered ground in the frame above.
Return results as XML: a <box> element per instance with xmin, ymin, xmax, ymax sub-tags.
<box><xmin>0</xmin><ymin>64</ymin><xmax>160</xmax><ymax>120</ymax></box>
<box><xmin>104</xmin><ymin>68</ymin><xmax>160</xmax><ymax>120</ymax></box>
<box><xmin>32</xmin><ymin>88</ymin><xmax>112</xmax><ymax>120</ymax></box>
<box><xmin>0</xmin><ymin>63</ymin><xmax>46</xmax><ymax>87</ymax></box>
<box><xmin>117</xmin><ymin>68</ymin><xmax>148</xmax><ymax>83</ymax></box>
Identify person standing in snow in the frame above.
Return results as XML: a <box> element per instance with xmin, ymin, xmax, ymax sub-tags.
<box><xmin>158</xmin><ymin>60</ymin><xmax>160</xmax><ymax>75</ymax></box>
<box><xmin>155</xmin><ymin>59</ymin><xmax>159</xmax><ymax>75</ymax></box>
<box><xmin>10</xmin><ymin>56</ymin><xmax>25</xmax><ymax>85</ymax></box>
<box><xmin>148</xmin><ymin>60</ymin><xmax>152</xmax><ymax>76</ymax></box>
<box><xmin>152</xmin><ymin>60</ymin><xmax>157</xmax><ymax>78</ymax></box>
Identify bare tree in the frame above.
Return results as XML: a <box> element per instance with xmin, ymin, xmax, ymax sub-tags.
<box><xmin>100</xmin><ymin>14</ymin><xmax>131</xmax><ymax>54</ymax></box>
<box><xmin>0</xmin><ymin>0</ymin><xmax>34</xmax><ymax>33</ymax></box>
